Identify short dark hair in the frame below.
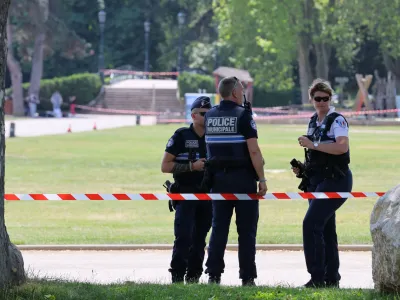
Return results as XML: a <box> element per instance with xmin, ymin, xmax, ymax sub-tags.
<box><xmin>308</xmin><ymin>78</ymin><xmax>334</xmax><ymax>98</ymax></box>
<box><xmin>218</xmin><ymin>76</ymin><xmax>238</xmax><ymax>98</ymax></box>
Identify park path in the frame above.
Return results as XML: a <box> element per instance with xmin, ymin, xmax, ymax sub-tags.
<box><xmin>4</xmin><ymin>114</ymin><xmax>155</xmax><ymax>138</ymax></box>
<box><xmin>22</xmin><ymin>250</ymin><xmax>373</xmax><ymax>289</ymax></box>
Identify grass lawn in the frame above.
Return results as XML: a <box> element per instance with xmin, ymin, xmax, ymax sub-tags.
<box><xmin>4</xmin><ymin>124</ymin><xmax>400</xmax><ymax>245</ymax></box>
<box><xmin>1</xmin><ymin>280</ymin><xmax>397</xmax><ymax>300</ymax></box>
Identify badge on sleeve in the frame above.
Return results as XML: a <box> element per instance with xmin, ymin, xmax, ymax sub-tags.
<box><xmin>167</xmin><ymin>138</ymin><xmax>174</xmax><ymax>147</ymax></box>
<box><xmin>335</xmin><ymin>119</ymin><xmax>347</xmax><ymax>128</ymax></box>
<box><xmin>250</xmin><ymin>120</ymin><xmax>257</xmax><ymax>130</ymax></box>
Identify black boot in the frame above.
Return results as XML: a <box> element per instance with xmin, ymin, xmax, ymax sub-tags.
<box><xmin>171</xmin><ymin>273</ymin><xmax>184</xmax><ymax>284</ymax></box>
<box><xmin>325</xmin><ymin>280</ymin><xmax>339</xmax><ymax>288</ymax></box>
<box><xmin>242</xmin><ymin>278</ymin><xmax>256</xmax><ymax>286</ymax></box>
<box><xmin>304</xmin><ymin>279</ymin><xmax>325</xmax><ymax>288</ymax></box>
<box><xmin>185</xmin><ymin>274</ymin><xmax>200</xmax><ymax>284</ymax></box>
<box><xmin>208</xmin><ymin>275</ymin><xmax>221</xmax><ymax>285</ymax></box>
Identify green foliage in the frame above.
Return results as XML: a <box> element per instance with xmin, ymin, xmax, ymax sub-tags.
<box><xmin>178</xmin><ymin>72</ymin><xmax>215</xmax><ymax>97</ymax></box>
<box><xmin>253</xmin><ymin>87</ymin><xmax>302</xmax><ymax>107</ymax></box>
<box><xmin>7</xmin><ymin>73</ymin><xmax>101</xmax><ymax>111</ymax></box>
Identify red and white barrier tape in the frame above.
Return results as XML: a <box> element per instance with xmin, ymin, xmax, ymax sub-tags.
<box><xmin>4</xmin><ymin>192</ymin><xmax>385</xmax><ymax>201</ymax></box>
<box><xmin>254</xmin><ymin>108</ymin><xmax>400</xmax><ymax>120</ymax></box>
<box><xmin>102</xmin><ymin>69</ymin><xmax>179</xmax><ymax>76</ymax></box>
<box><xmin>75</xmin><ymin>105</ymin><xmax>162</xmax><ymax>115</ymax></box>
<box><xmin>75</xmin><ymin>106</ymin><xmax>399</xmax><ymax>120</ymax></box>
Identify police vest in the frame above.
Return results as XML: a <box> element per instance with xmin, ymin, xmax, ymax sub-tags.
<box><xmin>173</xmin><ymin>127</ymin><xmax>206</xmax><ymax>186</ymax></box>
<box><xmin>204</xmin><ymin>104</ymin><xmax>252</xmax><ymax>167</ymax></box>
<box><xmin>305</xmin><ymin>112</ymin><xmax>350</xmax><ymax>170</ymax></box>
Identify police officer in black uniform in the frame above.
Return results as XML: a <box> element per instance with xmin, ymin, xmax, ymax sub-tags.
<box><xmin>202</xmin><ymin>76</ymin><xmax>267</xmax><ymax>286</ymax></box>
<box><xmin>161</xmin><ymin>96</ymin><xmax>213</xmax><ymax>284</ymax></box>
<box><xmin>292</xmin><ymin>79</ymin><xmax>353</xmax><ymax>288</ymax></box>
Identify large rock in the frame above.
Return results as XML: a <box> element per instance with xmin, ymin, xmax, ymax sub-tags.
<box><xmin>370</xmin><ymin>184</ymin><xmax>400</xmax><ymax>292</ymax></box>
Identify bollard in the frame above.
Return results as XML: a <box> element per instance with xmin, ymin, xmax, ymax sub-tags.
<box><xmin>136</xmin><ymin>115</ymin><xmax>141</xmax><ymax>125</ymax></box>
<box><xmin>9</xmin><ymin>122</ymin><xmax>15</xmax><ymax>138</ymax></box>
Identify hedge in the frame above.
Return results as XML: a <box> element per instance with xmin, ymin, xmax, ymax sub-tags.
<box><xmin>6</xmin><ymin>73</ymin><xmax>102</xmax><ymax>111</ymax></box>
<box><xmin>178</xmin><ymin>72</ymin><xmax>215</xmax><ymax>99</ymax></box>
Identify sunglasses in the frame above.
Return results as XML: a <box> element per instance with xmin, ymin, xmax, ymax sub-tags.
<box><xmin>313</xmin><ymin>96</ymin><xmax>330</xmax><ymax>102</ymax></box>
<box><xmin>198</xmin><ymin>112</ymin><xmax>206</xmax><ymax>117</ymax></box>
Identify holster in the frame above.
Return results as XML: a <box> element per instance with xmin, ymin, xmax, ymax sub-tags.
<box><xmin>163</xmin><ymin>180</ymin><xmax>180</xmax><ymax>212</ymax></box>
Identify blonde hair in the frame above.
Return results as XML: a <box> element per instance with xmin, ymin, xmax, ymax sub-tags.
<box><xmin>308</xmin><ymin>78</ymin><xmax>334</xmax><ymax>99</ymax></box>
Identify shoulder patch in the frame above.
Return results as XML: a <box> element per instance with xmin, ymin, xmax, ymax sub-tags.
<box><xmin>166</xmin><ymin>138</ymin><xmax>174</xmax><ymax>147</ymax></box>
<box><xmin>335</xmin><ymin>118</ymin><xmax>347</xmax><ymax>128</ymax></box>
<box><xmin>250</xmin><ymin>120</ymin><xmax>257</xmax><ymax>130</ymax></box>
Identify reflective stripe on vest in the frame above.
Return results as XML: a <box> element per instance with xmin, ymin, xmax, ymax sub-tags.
<box><xmin>175</xmin><ymin>153</ymin><xmax>200</xmax><ymax>161</ymax></box>
<box><xmin>205</xmin><ymin>135</ymin><xmax>246</xmax><ymax>144</ymax></box>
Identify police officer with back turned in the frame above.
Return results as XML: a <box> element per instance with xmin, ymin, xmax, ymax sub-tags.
<box><xmin>161</xmin><ymin>96</ymin><xmax>213</xmax><ymax>284</ymax></box>
<box><xmin>203</xmin><ymin>76</ymin><xmax>267</xmax><ymax>286</ymax></box>
<box><xmin>292</xmin><ymin>79</ymin><xmax>353</xmax><ymax>288</ymax></box>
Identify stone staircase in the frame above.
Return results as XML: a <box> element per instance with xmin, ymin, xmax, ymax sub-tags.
<box><xmin>101</xmin><ymin>79</ymin><xmax>184</xmax><ymax>114</ymax></box>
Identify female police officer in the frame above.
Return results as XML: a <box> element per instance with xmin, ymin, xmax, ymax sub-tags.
<box><xmin>292</xmin><ymin>79</ymin><xmax>353</xmax><ymax>288</ymax></box>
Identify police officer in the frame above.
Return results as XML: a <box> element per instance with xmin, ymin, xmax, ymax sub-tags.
<box><xmin>203</xmin><ymin>76</ymin><xmax>267</xmax><ymax>286</ymax></box>
<box><xmin>292</xmin><ymin>79</ymin><xmax>353</xmax><ymax>288</ymax></box>
<box><xmin>161</xmin><ymin>96</ymin><xmax>213</xmax><ymax>284</ymax></box>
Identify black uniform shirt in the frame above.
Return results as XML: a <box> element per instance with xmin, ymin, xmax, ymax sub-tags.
<box><xmin>165</xmin><ymin>123</ymin><xmax>206</xmax><ymax>186</ymax></box>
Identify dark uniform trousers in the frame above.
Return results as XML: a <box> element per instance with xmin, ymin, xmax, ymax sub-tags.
<box><xmin>170</xmin><ymin>185</ymin><xmax>212</xmax><ymax>279</ymax></box>
<box><xmin>205</xmin><ymin>169</ymin><xmax>259</xmax><ymax>280</ymax></box>
<box><xmin>303</xmin><ymin>169</ymin><xmax>353</xmax><ymax>283</ymax></box>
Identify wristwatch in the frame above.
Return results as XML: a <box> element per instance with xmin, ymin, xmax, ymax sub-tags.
<box><xmin>259</xmin><ymin>178</ymin><xmax>267</xmax><ymax>183</ymax></box>
<box><xmin>313</xmin><ymin>142</ymin><xmax>319</xmax><ymax>149</ymax></box>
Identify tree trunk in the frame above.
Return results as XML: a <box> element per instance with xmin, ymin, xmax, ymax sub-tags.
<box><xmin>28</xmin><ymin>31</ymin><xmax>46</xmax><ymax>99</ymax></box>
<box><xmin>298</xmin><ymin>36</ymin><xmax>312</xmax><ymax>104</ymax></box>
<box><xmin>6</xmin><ymin>20</ymin><xmax>24</xmax><ymax>117</ymax></box>
<box><xmin>0</xmin><ymin>0</ymin><xmax>26</xmax><ymax>288</ymax></box>
<box><xmin>314</xmin><ymin>43</ymin><xmax>331</xmax><ymax>80</ymax></box>
<box><xmin>383</xmin><ymin>53</ymin><xmax>400</xmax><ymax>92</ymax></box>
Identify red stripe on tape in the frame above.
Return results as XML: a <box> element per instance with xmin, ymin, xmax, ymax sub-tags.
<box><xmin>273</xmin><ymin>193</ymin><xmax>291</xmax><ymax>200</ymax></box>
<box><xmin>113</xmin><ymin>194</ymin><xmax>131</xmax><ymax>200</ymax></box>
<box><xmin>221</xmin><ymin>194</ymin><xmax>238</xmax><ymax>200</ymax></box>
<box><xmin>168</xmin><ymin>194</ymin><xmax>185</xmax><ymax>201</ymax></box>
<box><xmin>299</xmin><ymin>193</ymin><xmax>315</xmax><ymax>199</ymax></box>
<box><xmin>86</xmin><ymin>194</ymin><xmax>104</xmax><ymax>200</ymax></box>
<box><xmin>377</xmin><ymin>192</ymin><xmax>385</xmax><ymax>197</ymax></box>
<box><xmin>351</xmin><ymin>192</ymin><xmax>367</xmax><ymax>198</ymax></box>
<box><xmin>4</xmin><ymin>194</ymin><xmax>20</xmax><ymax>201</ymax></box>
<box><xmin>141</xmin><ymin>194</ymin><xmax>157</xmax><ymax>200</ymax></box>
<box><xmin>194</xmin><ymin>194</ymin><xmax>212</xmax><ymax>201</ymax></box>
<box><xmin>30</xmin><ymin>194</ymin><xmax>48</xmax><ymax>200</ymax></box>
<box><xmin>58</xmin><ymin>194</ymin><xmax>76</xmax><ymax>200</ymax></box>
<box><xmin>324</xmin><ymin>192</ymin><xmax>342</xmax><ymax>199</ymax></box>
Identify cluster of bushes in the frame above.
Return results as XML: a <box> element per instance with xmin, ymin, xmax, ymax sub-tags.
<box><xmin>6</xmin><ymin>73</ymin><xmax>102</xmax><ymax>111</ymax></box>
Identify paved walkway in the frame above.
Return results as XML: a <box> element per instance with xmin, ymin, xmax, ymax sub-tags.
<box><xmin>4</xmin><ymin>114</ymin><xmax>156</xmax><ymax>138</ymax></box>
<box><xmin>22</xmin><ymin>250</ymin><xmax>373</xmax><ymax>289</ymax></box>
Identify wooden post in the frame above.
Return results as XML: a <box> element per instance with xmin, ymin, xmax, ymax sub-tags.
<box><xmin>354</xmin><ymin>74</ymin><xmax>373</xmax><ymax>111</ymax></box>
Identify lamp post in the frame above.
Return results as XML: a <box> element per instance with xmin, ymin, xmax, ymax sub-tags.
<box><xmin>144</xmin><ymin>20</ymin><xmax>151</xmax><ymax>73</ymax></box>
<box><xmin>98</xmin><ymin>10</ymin><xmax>106</xmax><ymax>85</ymax></box>
<box><xmin>214</xmin><ymin>24</ymin><xmax>219</xmax><ymax>70</ymax></box>
<box><xmin>177</xmin><ymin>12</ymin><xmax>186</xmax><ymax>73</ymax></box>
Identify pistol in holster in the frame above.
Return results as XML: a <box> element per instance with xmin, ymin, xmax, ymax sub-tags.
<box><xmin>290</xmin><ymin>158</ymin><xmax>309</xmax><ymax>192</ymax></box>
<box><xmin>163</xmin><ymin>180</ymin><xmax>180</xmax><ymax>212</ymax></box>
